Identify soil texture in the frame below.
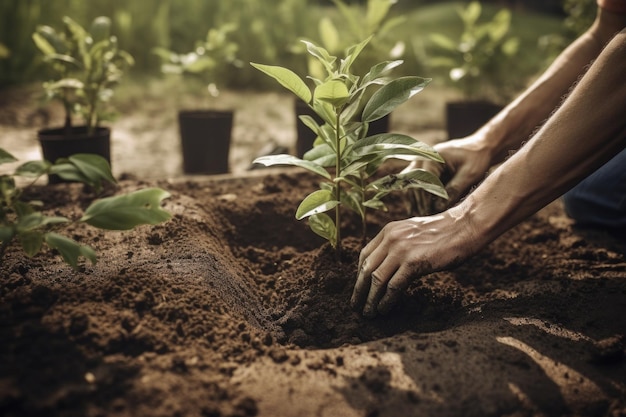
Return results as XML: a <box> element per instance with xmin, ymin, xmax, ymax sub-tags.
<box><xmin>1</xmin><ymin>167</ymin><xmax>626</xmax><ymax>417</ymax></box>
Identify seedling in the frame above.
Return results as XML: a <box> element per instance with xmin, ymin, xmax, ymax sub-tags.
<box><xmin>251</xmin><ymin>36</ymin><xmax>447</xmax><ymax>259</ymax></box>
<box><xmin>0</xmin><ymin>148</ymin><xmax>171</xmax><ymax>269</ymax></box>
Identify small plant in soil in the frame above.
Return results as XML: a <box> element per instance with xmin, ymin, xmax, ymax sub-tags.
<box><xmin>251</xmin><ymin>36</ymin><xmax>447</xmax><ymax>258</ymax></box>
<box><xmin>0</xmin><ymin>148</ymin><xmax>171</xmax><ymax>268</ymax></box>
<box><xmin>32</xmin><ymin>16</ymin><xmax>134</xmax><ymax>135</ymax></box>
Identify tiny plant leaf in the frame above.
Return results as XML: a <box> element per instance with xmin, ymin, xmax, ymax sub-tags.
<box><xmin>45</xmin><ymin>232</ymin><xmax>98</xmax><ymax>267</ymax></box>
<box><xmin>250</xmin><ymin>63</ymin><xmax>312</xmax><ymax>104</ymax></box>
<box><xmin>296</xmin><ymin>189</ymin><xmax>340</xmax><ymax>220</ymax></box>
<box><xmin>80</xmin><ymin>188</ymin><xmax>172</xmax><ymax>230</ymax></box>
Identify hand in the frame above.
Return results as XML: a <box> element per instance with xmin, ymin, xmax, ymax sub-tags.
<box><xmin>404</xmin><ymin>136</ymin><xmax>494</xmax><ymax>215</ymax></box>
<box><xmin>350</xmin><ymin>208</ymin><xmax>477</xmax><ymax>318</ymax></box>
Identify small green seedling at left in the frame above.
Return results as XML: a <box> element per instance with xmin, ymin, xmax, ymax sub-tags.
<box><xmin>0</xmin><ymin>148</ymin><xmax>171</xmax><ymax>269</ymax></box>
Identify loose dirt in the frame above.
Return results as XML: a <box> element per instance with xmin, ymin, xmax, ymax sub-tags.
<box><xmin>1</xmin><ymin>84</ymin><xmax>625</xmax><ymax>417</ymax></box>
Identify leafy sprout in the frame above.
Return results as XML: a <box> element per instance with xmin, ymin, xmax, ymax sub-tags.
<box><xmin>251</xmin><ymin>36</ymin><xmax>447</xmax><ymax>259</ymax></box>
<box><xmin>0</xmin><ymin>148</ymin><xmax>171</xmax><ymax>269</ymax></box>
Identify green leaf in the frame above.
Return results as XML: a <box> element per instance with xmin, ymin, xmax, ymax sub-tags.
<box><xmin>340</xmin><ymin>35</ymin><xmax>372</xmax><ymax>74</ymax></box>
<box><xmin>17</xmin><ymin>213</ymin><xmax>69</xmax><ymax>232</ymax></box>
<box><xmin>89</xmin><ymin>16</ymin><xmax>112</xmax><ymax>43</ymax></box>
<box><xmin>362</xmin><ymin>77</ymin><xmax>431</xmax><ymax>122</ymax></box>
<box><xmin>0</xmin><ymin>226</ymin><xmax>15</xmax><ymax>244</ymax></box>
<box><xmin>303</xmin><ymin>144</ymin><xmax>336</xmax><ymax>167</ymax></box>
<box><xmin>50</xmin><ymin>162</ymin><xmax>88</xmax><ymax>182</ymax></box>
<box><xmin>68</xmin><ymin>154</ymin><xmax>117</xmax><ymax>185</ymax></box>
<box><xmin>461</xmin><ymin>1</ymin><xmax>482</xmax><ymax>26</ymax></box>
<box><xmin>32</xmin><ymin>32</ymin><xmax>56</xmax><ymax>56</ymax></box>
<box><xmin>252</xmin><ymin>154</ymin><xmax>331</xmax><ymax>180</ymax></box>
<box><xmin>19</xmin><ymin>231</ymin><xmax>44</xmax><ymax>257</ymax></box>
<box><xmin>46</xmin><ymin>77</ymin><xmax>84</xmax><ymax>90</ymax></box>
<box><xmin>80</xmin><ymin>188</ymin><xmax>171</xmax><ymax>230</ymax></box>
<box><xmin>361</xmin><ymin>60</ymin><xmax>403</xmax><ymax>86</ymax></box>
<box><xmin>251</xmin><ymin>63</ymin><xmax>312</xmax><ymax>104</ymax></box>
<box><xmin>296</xmin><ymin>189</ymin><xmax>339</xmax><ymax>220</ymax></box>
<box><xmin>429</xmin><ymin>33</ymin><xmax>457</xmax><ymax>52</ymax></box>
<box><xmin>45</xmin><ymin>232</ymin><xmax>97</xmax><ymax>267</ymax></box>
<box><xmin>319</xmin><ymin>17</ymin><xmax>340</xmax><ymax>52</ymax></box>
<box><xmin>314</xmin><ymin>79</ymin><xmax>350</xmax><ymax>107</ymax></box>
<box><xmin>351</xmin><ymin>133</ymin><xmax>444</xmax><ymax>162</ymax></box>
<box><xmin>301</xmin><ymin>40</ymin><xmax>336</xmax><ymax>75</ymax></box>
<box><xmin>308</xmin><ymin>213</ymin><xmax>336</xmax><ymax>247</ymax></box>
<box><xmin>0</xmin><ymin>148</ymin><xmax>17</xmax><ymax>164</ymax></box>
<box><xmin>32</xmin><ymin>25</ymin><xmax>65</xmax><ymax>55</ymax></box>
<box><xmin>369</xmin><ymin>169</ymin><xmax>448</xmax><ymax>199</ymax></box>
<box><xmin>15</xmin><ymin>160</ymin><xmax>51</xmax><ymax>178</ymax></box>
<box><xmin>363</xmin><ymin>198</ymin><xmax>387</xmax><ymax>211</ymax></box>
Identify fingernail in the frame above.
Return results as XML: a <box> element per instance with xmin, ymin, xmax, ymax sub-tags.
<box><xmin>363</xmin><ymin>304</ymin><xmax>375</xmax><ymax>318</ymax></box>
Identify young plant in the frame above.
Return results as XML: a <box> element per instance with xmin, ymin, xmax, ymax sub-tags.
<box><xmin>0</xmin><ymin>148</ymin><xmax>171</xmax><ymax>269</ymax></box>
<box><xmin>153</xmin><ymin>23</ymin><xmax>239</xmax><ymax>98</ymax></box>
<box><xmin>251</xmin><ymin>36</ymin><xmax>447</xmax><ymax>259</ymax></box>
<box><xmin>32</xmin><ymin>16</ymin><xmax>134</xmax><ymax>135</ymax></box>
<box><xmin>427</xmin><ymin>1</ymin><xmax>520</xmax><ymax>102</ymax></box>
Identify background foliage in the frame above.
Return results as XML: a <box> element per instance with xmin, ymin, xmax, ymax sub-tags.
<box><xmin>0</xmin><ymin>0</ymin><xmax>590</xmax><ymax>94</ymax></box>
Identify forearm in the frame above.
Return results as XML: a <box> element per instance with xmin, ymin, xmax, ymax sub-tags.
<box><xmin>475</xmin><ymin>8</ymin><xmax>626</xmax><ymax>165</ymax></box>
<box><xmin>460</xmin><ymin>29</ymin><xmax>626</xmax><ymax>247</ymax></box>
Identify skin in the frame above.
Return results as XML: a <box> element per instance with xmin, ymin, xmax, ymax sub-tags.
<box><xmin>351</xmin><ymin>7</ymin><xmax>626</xmax><ymax>318</ymax></box>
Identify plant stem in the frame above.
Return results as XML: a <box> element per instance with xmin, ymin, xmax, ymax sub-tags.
<box><xmin>334</xmin><ymin>109</ymin><xmax>342</xmax><ymax>261</ymax></box>
<box><xmin>360</xmin><ymin>172</ymin><xmax>367</xmax><ymax>247</ymax></box>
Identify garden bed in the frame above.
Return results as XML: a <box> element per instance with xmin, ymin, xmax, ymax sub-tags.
<box><xmin>1</xmin><ymin>166</ymin><xmax>625</xmax><ymax>417</ymax></box>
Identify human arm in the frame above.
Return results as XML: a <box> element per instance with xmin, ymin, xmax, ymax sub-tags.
<box><xmin>352</xmin><ymin>27</ymin><xmax>626</xmax><ymax>317</ymax></box>
<box><xmin>409</xmin><ymin>7</ymin><xmax>626</xmax><ymax>209</ymax></box>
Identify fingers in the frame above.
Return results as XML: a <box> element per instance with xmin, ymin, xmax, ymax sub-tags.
<box><xmin>355</xmin><ymin>256</ymin><xmax>411</xmax><ymax>318</ymax></box>
<box><xmin>350</xmin><ymin>234</ymin><xmax>384</xmax><ymax>309</ymax></box>
<box><xmin>352</xmin><ymin>233</ymin><xmax>411</xmax><ymax>318</ymax></box>
<box><xmin>362</xmin><ymin>265</ymin><xmax>396</xmax><ymax>318</ymax></box>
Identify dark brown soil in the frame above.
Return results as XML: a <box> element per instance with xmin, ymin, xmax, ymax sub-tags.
<box><xmin>1</xmin><ymin>167</ymin><xmax>625</xmax><ymax>417</ymax></box>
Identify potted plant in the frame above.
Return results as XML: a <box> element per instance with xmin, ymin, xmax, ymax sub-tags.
<box><xmin>292</xmin><ymin>0</ymin><xmax>406</xmax><ymax>157</ymax></box>
<box><xmin>32</xmin><ymin>16</ymin><xmax>134</xmax><ymax>181</ymax></box>
<box><xmin>252</xmin><ymin>36</ymin><xmax>447</xmax><ymax>259</ymax></box>
<box><xmin>426</xmin><ymin>1</ymin><xmax>520</xmax><ymax>139</ymax></box>
<box><xmin>153</xmin><ymin>23</ymin><xmax>239</xmax><ymax>175</ymax></box>
<box><xmin>0</xmin><ymin>147</ymin><xmax>171</xmax><ymax>268</ymax></box>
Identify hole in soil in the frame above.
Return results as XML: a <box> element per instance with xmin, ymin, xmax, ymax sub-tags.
<box><xmin>205</xmin><ymin>172</ymin><xmax>464</xmax><ymax>348</ymax></box>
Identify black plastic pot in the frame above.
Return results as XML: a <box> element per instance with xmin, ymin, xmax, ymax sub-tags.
<box><xmin>294</xmin><ymin>101</ymin><xmax>390</xmax><ymax>158</ymax></box>
<box><xmin>38</xmin><ymin>126</ymin><xmax>111</xmax><ymax>184</ymax></box>
<box><xmin>445</xmin><ymin>100</ymin><xmax>502</xmax><ymax>139</ymax></box>
<box><xmin>178</xmin><ymin>110</ymin><xmax>233</xmax><ymax>175</ymax></box>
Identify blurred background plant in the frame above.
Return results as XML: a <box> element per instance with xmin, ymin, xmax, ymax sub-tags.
<box><xmin>424</xmin><ymin>1</ymin><xmax>520</xmax><ymax>103</ymax></box>
<box><xmin>153</xmin><ymin>22</ymin><xmax>240</xmax><ymax>99</ymax></box>
<box><xmin>32</xmin><ymin>16</ymin><xmax>134</xmax><ymax>134</ymax></box>
<box><xmin>0</xmin><ymin>0</ymin><xmax>577</xmax><ymax>98</ymax></box>
<box><xmin>292</xmin><ymin>0</ymin><xmax>406</xmax><ymax>82</ymax></box>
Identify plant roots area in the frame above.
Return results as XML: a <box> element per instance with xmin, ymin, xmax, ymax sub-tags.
<box><xmin>1</xmin><ymin>167</ymin><xmax>626</xmax><ymax>417</ymax></box>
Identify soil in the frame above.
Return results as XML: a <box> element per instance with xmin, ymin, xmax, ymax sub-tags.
<box><xmin>1</xmin><ymin>84</ymin><xmax>626</xmax><ymax>417</ymax></box>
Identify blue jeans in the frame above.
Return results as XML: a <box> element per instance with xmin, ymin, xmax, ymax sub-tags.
<box><xmin>562</xmin><ymin>148</ymin><xmax>626</xmax><ymax>230</ymax></box>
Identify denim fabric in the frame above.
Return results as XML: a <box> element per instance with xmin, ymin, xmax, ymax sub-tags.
<box><xmin>563</xmin><ymin>148</ymin><xmax>626</xmax><ymax>229</ymax></box>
